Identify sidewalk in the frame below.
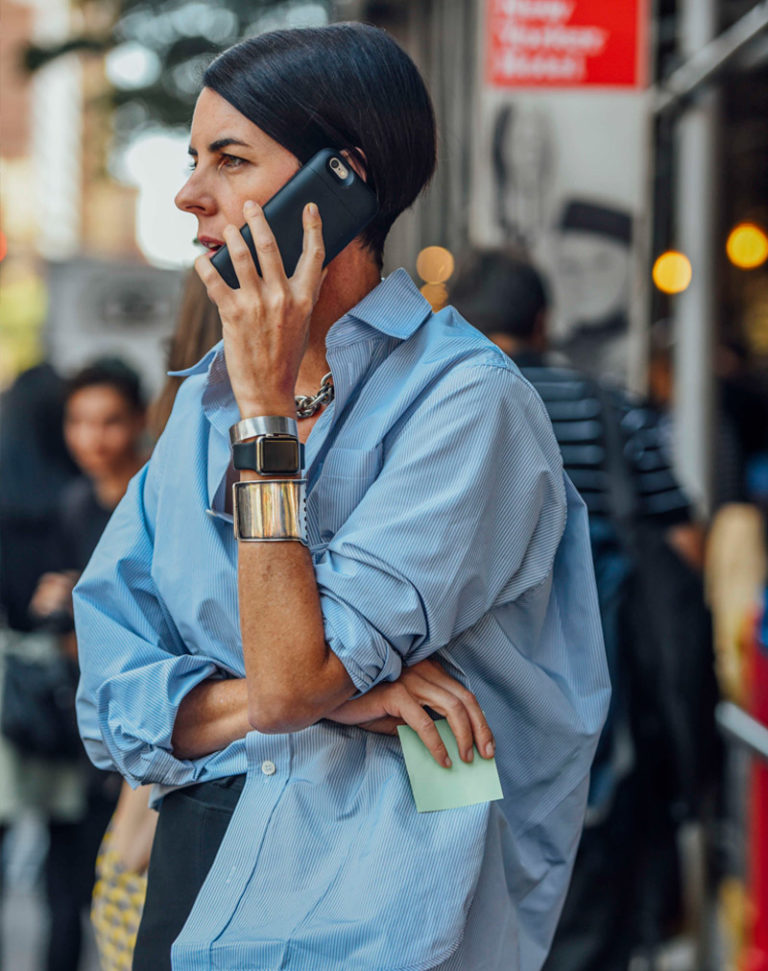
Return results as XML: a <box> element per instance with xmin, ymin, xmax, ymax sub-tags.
<box><xmin>1</xmin><ymin>814</ymin><xmax>100</xmax><ymax>971</ymax></box>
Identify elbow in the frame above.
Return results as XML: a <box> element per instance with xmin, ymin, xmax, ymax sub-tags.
<box><xmin>247</xmin><ymin>693</ymin><xmax>315</xmax><ymax>735</ymax></box>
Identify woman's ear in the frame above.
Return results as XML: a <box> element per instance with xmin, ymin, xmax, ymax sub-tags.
<box><xmin>341</xmin><ymin>148</ymin><xmax>368</xmax><ymax>183</ymax></box>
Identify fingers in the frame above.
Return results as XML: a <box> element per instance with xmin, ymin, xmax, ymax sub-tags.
<box><xmin>427</xmin><ymin>661</ymin><xmax>496</xmax><ymax>758</ymax></box>
<box><xmin>293</xmin><ymin>202</ymin><xmax>326</xmax><ymax>295</ymax></box>
<box><xmin>223</xmin><ymin>221</ymin><xmax>262</xmax><ymax>291</ymax></box>
<box><xmin>194</xmin><ymin>251</ymin><xmax>229</xmax><ymax>305</ymax></box>
<box><xmin>404</xmin><ymin>673</ymin><xmax>477</xmax><ymax>763</ymax></box>
<box><xmin>404</xmin><ymin>659</ymin><xmax>496</xmax><ymax>760</ymax></box>
<box><xmin>242</xmin><ymin>200</ymin><xmax>287</xmax><ymax>284</ymax></box>
<box><xmin>393</xmin><ymin>688</ymin><xmax>452</xmax><ymax>768</ymax></box>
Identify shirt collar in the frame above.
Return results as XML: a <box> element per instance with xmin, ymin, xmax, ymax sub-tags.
<box><xmin>168</xmin><ymin>267</ymin><xmax>432</xmax><ymax>379</ymax></box>
<box><xmin>338</xmin><ymin>267</ymin><xmax>432</xmax><ymax>341</ymax></box>
<box><xmin>167</xmin><ymin>344</ymin><xmax>219</xmax><ymax>379</ymax></box>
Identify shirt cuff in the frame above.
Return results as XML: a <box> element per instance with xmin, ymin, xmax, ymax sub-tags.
<box><xmin>322</xmin><ymin>595</ymin><xmax>403</xmax><ymax>693</ymax></box>
<box><xmin>96</xmin><ymin>655</ymin><xmax>220</xmax><ymax>788</ymax></box>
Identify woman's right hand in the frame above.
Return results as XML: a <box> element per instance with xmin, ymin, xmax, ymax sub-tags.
<box><xmin>326</xmin><ymin>658</ymin><xmax>495</xmax><ymax>768</ymax></box>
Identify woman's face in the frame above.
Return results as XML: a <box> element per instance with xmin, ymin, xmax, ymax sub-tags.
<box><xmin>175</xmin><ymin>87</ymin><xmax>301</xmax><ymax>257</ymax></box>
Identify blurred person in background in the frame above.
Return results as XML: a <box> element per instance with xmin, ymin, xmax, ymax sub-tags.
<box><xmin>0</xmin><ymin>362</ymin><xmax>80</xmax><ymax>964</ymax></box>
<box><xmin>90</xmin><ymin>271</ymin><xmax>222</xmax><ymax>971</ymax></box>
<box><xmin>0</xmin><ymin>364</ymin><xmax>78</xmax><ymax>634</ymax></box>
<box><xmin>704</xmin><ymin>456</ymin><xmax>768</xmax><ymax>968</ymax></box>
<box><xmin>25</xmin><ymin>358</ymin><xmax>147</xmax><ymax>971</ymax></box>
<box><xmin>74</xmin><ymin>22</ymin><xmax>609</xmax><ymax>971</ymax></box>
<box><xmin>649</xmin><ymin>321</ymin><xmax>768</xmax><ymax>511</ymax></box>
<box><xmin>451</xmin><ymin>250</ymin><xmax>720</xmax><ymax>971</ymax></box>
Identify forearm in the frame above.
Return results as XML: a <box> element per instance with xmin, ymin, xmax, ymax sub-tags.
<box><xmin>238</xmin><ymin>533</ymin><xmax>355</xmax><ymax>733</ymax></box>
<box><xmin>172</xmin><ymin>678</ymin><xmax>251</xmax><ymax>759</ymax></box>
<box><xmin>198</xmin><ymin>201</ymin><xmax>355</xmax><ymax>732</ymax></box>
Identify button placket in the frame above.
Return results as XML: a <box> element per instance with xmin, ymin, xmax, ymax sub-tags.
<box><xmin>175</xmin><ymin>733</ymin><xmax>291</xmax><ymax>959</ymax></box>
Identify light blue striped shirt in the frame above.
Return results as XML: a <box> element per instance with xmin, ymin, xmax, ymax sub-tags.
<box><xmin>75</xmin><ymin>268</ymin><xmax>609</xmax><ymax>971</ymax></box>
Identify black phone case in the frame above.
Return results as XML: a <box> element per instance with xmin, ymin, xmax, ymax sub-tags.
<box><xmin>210</xmin><ymin>148</ymin><xmax>378</xmax><ymax>289</ymax></box>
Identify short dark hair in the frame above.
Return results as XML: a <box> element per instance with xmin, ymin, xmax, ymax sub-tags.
<box><xmin>66</xmin><ymin>358</ymin><xmax>145</xmax><ymax>413</ymax></box>
<box><xmin>203</xmin><ymin>23</ymin><xmax>437</xmax><ymax>267</ymax></box>
<box><xmin>449</xmin><ymin>250</ymin><xmax>549</xmax><ymax>340</ymax></box>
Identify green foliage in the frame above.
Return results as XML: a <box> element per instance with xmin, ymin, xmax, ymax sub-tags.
<box><xmin>24</xmin><ymin>0</ymin><xmax>331</xmax><ymax>138</ymax></box>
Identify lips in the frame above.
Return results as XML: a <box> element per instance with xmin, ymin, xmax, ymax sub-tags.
<box><xmin>197</xmin><ymin>236</ymin><xmax>224</xmax><ymax>252</ymax></box>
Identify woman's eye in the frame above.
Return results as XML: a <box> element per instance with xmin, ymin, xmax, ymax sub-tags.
<box><xmin>219</xmin><ymin>154</ymin><xmax>245</xmax><ymax>170</ymax></box>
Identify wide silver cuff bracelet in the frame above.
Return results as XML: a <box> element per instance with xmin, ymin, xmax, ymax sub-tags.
<box><xmin>230</xmin><ymin>415</ymin><xmax>298</xmax><ymax>446</ymax></box>
<box><xmin>232</xmin><ymin>478</ymin><xmax>307</xmax><ymax>544</ymax></box>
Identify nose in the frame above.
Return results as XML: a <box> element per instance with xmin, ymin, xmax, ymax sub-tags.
<box><xmin>174</xmin><ymin>168</ymin><xmax>215</xmax><ymax>216</ymax></box>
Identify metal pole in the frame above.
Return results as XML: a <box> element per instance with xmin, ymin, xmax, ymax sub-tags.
<box><xmin>654</xmin><ymin>0</ymin><xmax>768</xmax><ymax>114</ymax></box>
<box><xmin>717</xmin><ymin>701</ymin><xmax>768</xmax><ymax>764</ymax></box>
<box><xmin>672</xmin><ymin>0</ymin><xmax>718</xmax><ymax>516</ymax></box>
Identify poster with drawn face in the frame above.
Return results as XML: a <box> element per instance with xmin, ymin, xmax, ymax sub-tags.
<box><xmin>471</xmin><ymin>0</ymin><xmax>650</xmax><ymax>382</ymax></box>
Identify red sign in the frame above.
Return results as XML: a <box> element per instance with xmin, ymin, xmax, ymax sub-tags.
<box><xmin>486</xmin><ymin>0</ymin><xmax>648</xmax><ymax>88</ymax></box>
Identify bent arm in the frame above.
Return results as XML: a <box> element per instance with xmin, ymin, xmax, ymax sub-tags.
<box><xmin>173</xmin><ymin>658</ymin><xmax>495</xmax><ymax>766</ymax></box>
<box><xmin>237</xmin><ymin>520</ymin><xmax>355</xmax><ymax>733</ymax></box>
<box><xmin>171</xmin><ymin>678</ymin><xmax>250</xmax><ymax>760</ymax></box>
<box><xmin>75</xmin><ymin>461</ymin><xmax>233</xmax><ymax>788</ymax></box>
<box><xmin>238</xmin><ymin>364</ymin><xmax>568</xmax><ymax>732</ymax></box>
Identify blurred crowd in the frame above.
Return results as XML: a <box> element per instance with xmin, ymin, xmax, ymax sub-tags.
<box><xmin>0</xmin><ymin>250</ymin><xmax>767</xmax><ymax>971</ymax></box>
<box><xmin>0</xmin><ymin>273</ymin><xmax>221</xmax><ymax>971</ymax></box>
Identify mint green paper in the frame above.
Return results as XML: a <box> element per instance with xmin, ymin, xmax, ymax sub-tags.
<box><xmin>397</xmin><ymin>719</ymin><xmax>504</xmax><ymax>813</ymax></box>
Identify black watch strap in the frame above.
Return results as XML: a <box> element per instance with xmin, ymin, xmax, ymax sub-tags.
<box><xmin>232</xmin><ymin>437</ymin><xmax>303</xmax><ymax>475</ymax></box>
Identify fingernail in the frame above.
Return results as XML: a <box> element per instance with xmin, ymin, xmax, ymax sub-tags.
<box><xmin>443</xmin><ymin>756</ymin><xmax>452</xmax><ymax>769</ymax></box>
<box><xmin>464</xmin><ymin>748</ymin><xmax>474</xmax><ymax>763</ymax></box>
<box><xmin>485</xmin><ymin>742</ymin><xmax>495</xmax><ymax>758</ymax></box>
<box><xmin>244</xmin><ymin>199</ymin><xmax>257</xmax><ymax>211</ymax></box>
<box><xmin>307</xmin><ymin>202</ymin><xmax>318</xmax><ymax>215</ymax></box>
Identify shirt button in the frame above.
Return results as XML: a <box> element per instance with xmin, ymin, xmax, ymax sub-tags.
<box><xmin>261</xmin><ymin>760</ymin><xmax>276</xmax><ymax>776</ymax></box>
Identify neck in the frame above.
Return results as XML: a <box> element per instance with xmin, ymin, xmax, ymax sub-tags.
<box><xmin>295</xmin><ymin>243</ymin><xmax>381</xmax><ymax>394</ymax></box>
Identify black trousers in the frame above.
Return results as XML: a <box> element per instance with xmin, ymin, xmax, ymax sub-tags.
<box><xmin>132</xmin><ymin>775</ymin><xmax>244</xmax><ymax>971</ymax></box>
<box><xmin>47</xmin><ymin>791</ymin><xmax>116</xmax><ymax>971</ymax></box>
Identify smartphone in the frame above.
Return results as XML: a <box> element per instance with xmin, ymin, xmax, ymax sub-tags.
<box><xmin>210</xmin><ymin>148</ymin><xmax>379</xmax><ymax>289</ymax></box>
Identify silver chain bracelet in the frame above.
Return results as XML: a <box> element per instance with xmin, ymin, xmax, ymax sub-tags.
<box><xmin>295</xmin><ymin>371</ymin><xmax>334</xmax><ymax>419</ymax></box>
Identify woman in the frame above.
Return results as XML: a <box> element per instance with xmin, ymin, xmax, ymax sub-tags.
<box><xmin>75</xmin><ymin>23</ymin><xmax>609</xmax><ymax>971</ymax></box>
<box><xmin>0</xmin><ymin>363</ymin><xmax>80</xmax><ymax>971</ymax></box>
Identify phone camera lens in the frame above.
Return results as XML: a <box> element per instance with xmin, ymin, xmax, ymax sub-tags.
<box><xmin>329</xmin><ymin>157</ymin><xmax>349</xmax><ymax>180</ymax></box>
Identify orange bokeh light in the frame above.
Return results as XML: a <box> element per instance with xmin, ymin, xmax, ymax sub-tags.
<box><xmin>416</xmin><ymin>246</ymin><xmax>454</xmax><ymax>285</ymax></box>
<box><xmin>652</xmin><ymin>251</ymin><xmax>692</xmax><ymax>294</ymax></box>
<box><xmin>726</xmin><ymin>223</ymin><xmax>768</xmax><ymax>270</ymax></box>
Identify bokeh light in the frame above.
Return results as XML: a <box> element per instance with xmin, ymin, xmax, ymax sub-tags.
<box><xmin>416</xmin><ymin>246</ymin><xmax>455</xmax><ymax>285</ymax></box>
<box><xmin>106</xmin><ymin>42</ymin><xmax>162</xmax><ymax>90</ymax></box>
<box><xmin>652</xmin><ymin>251</ymin><xmax>692</xmax><ymax>294</ymax></box>
<box><xmin>726</xmin><ymin>222</ymin><xmax>768</xmax><ymax>270</ymax></box>
<box><xmin>118</xmin><ymin>131</ymin><xmax>199</xmax><ymax>267</ymax></box>
<box><xmin>0</xmin><ymin>231</ymin><xmax>7</xmax><ymax>262</ymax></box>
<box><xmin>419</xmin><ymin>282</ymin><xmax>448</xmax><ymax>311</ymax></box>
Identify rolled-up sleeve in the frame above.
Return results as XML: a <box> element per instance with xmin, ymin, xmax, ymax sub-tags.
<box><xmin>316</xmin><ymin>362</ymin><xmax>567</xmax><ymax>692</ymax></box>
<box><xmin>74</xmin><ymin>448</ymin><xmax>222</xmax><ymax>788</ymax></box>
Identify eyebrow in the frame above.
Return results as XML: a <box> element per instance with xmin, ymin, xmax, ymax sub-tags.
<box><xmin>187</xmin><ymin>137</ymin><xmax>251</xmax><ymax>157</ymax></box>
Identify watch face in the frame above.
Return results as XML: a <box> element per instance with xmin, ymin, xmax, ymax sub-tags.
<box><xmin>258</xmin><ymin>437</ymin><xmax>300</xmax><ymax>474</ymax></box>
